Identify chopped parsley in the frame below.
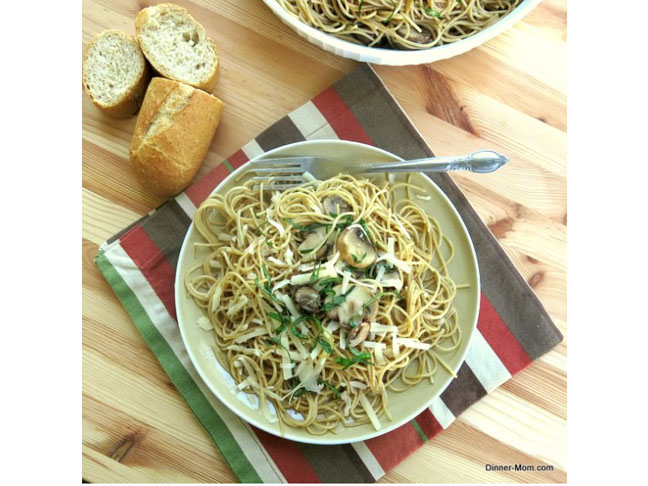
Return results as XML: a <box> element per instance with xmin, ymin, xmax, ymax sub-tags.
<box><xmin>318</xmin><ymin>379</ymin><xmax>340</xmax><ymax>398</ymax></box>
<box><xmin>351</xmin><ymin>252</ymin><xmax>367</xmax><ymax>264</ymax></box>
<box><xmin>382</xmin><ymin>1</ymin><xmax>398</xmax><ymax>24</ymax></box>
<box><xmin>362</xmin><ymin>290</ymin><xmax>404</xmax><ymax>311</ymax></box>
<box><xmin>321</xmin><ymin>285</ymin><xmax>356</xmax><ymax>312</ymax></box>
<box><xmin>335</xmin><ymin>348</ymin><xmax>374</xmax><ymax>369</ymax></box>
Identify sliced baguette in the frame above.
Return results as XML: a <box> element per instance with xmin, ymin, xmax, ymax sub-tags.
<box><xmin>135</xmin><ymin>3</ymin><xmax>219</xmax><ymax>92</ymax></box>
<box><xmin>129</xmin><ymin>77</ymin><xmax>224</xmax><ymax>196</ymax></box>
<box><xmin>82</xmin><ymin>30</ymin><xmax>150</xmax><ymax>118</ymax></box>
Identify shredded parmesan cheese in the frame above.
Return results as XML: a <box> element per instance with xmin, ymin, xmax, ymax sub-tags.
<box><xmin>341</xmin><ymin>391</ymin><xmax>352</xmax><ymax>416</ymax></box>
<box><xmin>393</xmin><ymin>213</ymin><xmax>411</xmax><ymax>239</ymax></box>
<box><xmin>210</xmin><ymin>285</ymin><xmax>222</xmax><ymax>313</ymax></box>
<box><xmin>359</xmin><ymin>394</ymin><xmax>382</xmax><ymax>431</ymax></box>
<box><xmin>234</xmin><ymin>327</ymin><xmax>268</xmax><ymax>343</ymax></box>
<box><xmin>225</xmin><ymin>345</ymin><xmax>261</xmax><ymax>357</ymax></box>
<box><xmin>395</xmin><ymin>337</ymin><xmax>432</xmax><ymax>351</ymax></box>
<box><xmin>370</xmin><ymin>323</ymin><xmax>398</xmax><ymax>334</ymax></box>
<box><xmin>266</xmin><ymin>208</ymin><xmax>285</xmax><ymax>237</ymax></box>
<box><xmin>268</xmin><ymin>256</ymin><xmax>287</xmax><ymax>267</ymax></box>
<box><xmin>197</xmin><ymin>316</ymin><xmax>212</xmax><ymax>331</ymax></box>
<box><xmin>341</xmin><ymin>271</ymin><xmax>352</xmax><ymax>294</ymax></box>
<box><xmin>226</xmin><ymin>295</ymin><xmax>249</xmax><ymax>316</ymax></box>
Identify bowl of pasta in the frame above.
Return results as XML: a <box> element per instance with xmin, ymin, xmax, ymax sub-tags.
<box><xmin>261</xmin><ymin>0</ymin><xmax>542</xmax><ymax>65</ymax></box>
<box><xmin>175</xmin><ymin>140</ymin><xmax>480</xmax><ymax>444</ymax></box>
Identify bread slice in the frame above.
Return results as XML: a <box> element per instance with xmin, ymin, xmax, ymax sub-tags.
<box><xmin>82</xmin><ymin>30</ymin><xmax>150</xmax><ymax>118</ymax></box>
<box><xmin>129</xmin><ymin>77</ymin><xmax>224</xmax><ymax>196</ymax></box>
<box><xmin>135</xmin><ymin>3</ymin><xmax>220</xmax><ymax>92</ymax></box>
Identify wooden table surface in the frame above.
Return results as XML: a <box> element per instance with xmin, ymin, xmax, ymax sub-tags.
<box><xmin>82</xmin><ymin>0</ymin><xmax>567</xmax><ymax>483</ymax></box>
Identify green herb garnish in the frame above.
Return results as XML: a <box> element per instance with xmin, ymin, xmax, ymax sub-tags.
<box><xmin>254</xmin><ymin>277</ymin><xmax>283</xmax><ymax>306</ymax></box>
<box><xmin>316</xmin><ymin>336</ymin><xmax>333</xmax><ymax>354</ymax></box>
<box><xmin>383</xmin><ymin>1</ymin><xmax>397</xmax><ymax>24</ymax></box>
<box><xmin>310</xmin><ymin>262</ymin><xmax>322</xmax><ymax>282</ymax></box>
<box><xmin>362</xmin><ymin>290</ymin><xmax>404</xmax><ymax>311</ymax></box>
<box><xmin>291</xmin><ymin>320</ymin><xmax>308</xmax><ymax>339</ymax></box>
<box><xmin>351</xmin><ymin>252</ymin><xmax>367</xmax><ymax>264</ymax></box>
<box><xmin>321</xmin><ymin>285</ymin><xmax>356</xmax><ymax>312</ymax></box>
<box><xmin>284</xmin><ymin>218</ymin><xmax>306</xmax><ymax>231</ymax></box>
<box><xmin>318</xmin><ymin>379</ymin><xmax>340</xmax><ymax>397</ymax></box>
<box><xmin>269</xmin><ymin>311</ymin><xmax>290</xmax><ymax>334</ymax></box>
<box><xmin>290</xmin><ymin>315</ymin><xmax>322</xmax><ymax>340</ymax></box>
<box><xmin>263</xmin><ymin>337</ymin><xmax>290</xmax><ymax>355</ymax></box>
<box><xmin>335</xmin><ymin>351</ymin><xmax>374</xmax><ymax>369</ymax></box>
<box><xmin>319</xmin><ymin>277</ymin><xmax>342</xmax><ymax>288</ymax></box>
<box><xmin>358</xmin><ymin>218</ymin><xmax>374</xmax><ymax>246</ymax></box>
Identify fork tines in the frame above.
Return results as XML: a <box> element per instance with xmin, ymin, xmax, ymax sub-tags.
<box><xmin>248</xmin><ymin>156</ymin><xmax>313</xmax><ymax>190</ymax></box>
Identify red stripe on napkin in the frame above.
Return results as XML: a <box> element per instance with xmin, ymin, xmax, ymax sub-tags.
<box><xmin>120</xmin><ymin>226</ymin><xmax>177</xmax><ymax>320</ymax></box>
<box><xmin>414</xmin><ymin>409</ymin><xmax>444</xmax><ymax>439</ymax></box>
<box><xmin>185</xmin><ymin>162</ymin><xmax>230</xmax><ymax>207</ymax></box>
<box><xmin>252</xmin><ymin>429</ymin><xmax>321</xmax><ymax>483</ymax></box>
<box><xmin>364</xmin><ymin>422</ymin><xmax>424</xmax><ymax>472</ymax></box>
<box><xmin>312</xmin><ymin>87</ymin><xmax>373</xmax><ymax>145</ymax></box>
<box><xmin>227</xmin><ymin>149</ymin><xmax>250</xmax><ymax>169</ymax></box>
<box><xmin>477</xmin><ymin>293</ymin><xmax>532</xmax><ymax>375</ymax></box>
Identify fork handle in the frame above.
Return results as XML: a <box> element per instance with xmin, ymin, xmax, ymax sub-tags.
<box><xmin>353</xmin><ymin>150</ymin><xmax>509</xmax><ymax>174</ymax></box>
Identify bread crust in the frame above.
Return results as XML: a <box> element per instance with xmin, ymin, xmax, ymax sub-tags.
<box><xmin>135</xmin><ymin>3</ymin><xmax>220</xmax><ymax>93</ymax></box>
<box><xmin>129</xmin><ymin>77</ymin><xmax>224</xmax><ymax>196</ymax></box>
<box><xmin>82</xmin><ymin>30</ymin><xmax>150</xmax><ymax>119</ymax></box>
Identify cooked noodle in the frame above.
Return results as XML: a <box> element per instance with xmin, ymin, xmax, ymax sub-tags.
<box><xmin>275</xmin><ymin>0</ymin><xmax>521</xmax><ymax>50</ymax></box>
<box><xmin>185</xmin><ymin>174</ymin><xmax>462</xmax><ymax>435</ymax></box>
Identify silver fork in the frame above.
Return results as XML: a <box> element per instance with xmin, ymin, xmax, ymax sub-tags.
<box><xmin>248</xmin><ymin>150</ymin><xmax>508</xmax><ymax>190</ymax></box>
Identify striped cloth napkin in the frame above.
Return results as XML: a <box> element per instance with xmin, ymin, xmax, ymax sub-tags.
<box><xmin>95</xmin><ymin>64</ymin><xmax>562</xmax><ymax>483</ymax></box>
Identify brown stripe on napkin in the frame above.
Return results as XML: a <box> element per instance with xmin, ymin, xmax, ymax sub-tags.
<box><xmin>440</xmin><ymin>363</ymin><xmax>488</xmax><ymax>417</ymax></box>
<box><xmin>140</xmin><ymin>199</ymin><xmax>192</xmax><ymax>269</ymax></box>
<box><xmin>298</xmin><ymin>443</ymin><xmax>375</xmax><ymax>483</ymax></box>
<box><xmin>256</xmin><ymin>116</ymin><xmax>306</xmax><ymax>152</ymax></box>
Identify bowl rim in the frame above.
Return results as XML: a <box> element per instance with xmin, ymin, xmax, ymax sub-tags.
<box><xmin>261</xmin><ymin>0</ymin><xmax>542</xmax><ymax>65</ymax></box>
<box><xmin>174</xmin><ymin>139</ymin><xmax>481</xmax><ymax>444</ymax></box>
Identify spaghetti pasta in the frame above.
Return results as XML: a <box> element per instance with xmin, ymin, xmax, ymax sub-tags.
<box><xmin>185</xmin><ymin>174</ymin><xmax>462</xmax><ymax>435</ymax></box>
<box><xmin>275</xmin><ymin>0</ymin><xmax>521</xmax><ymax>50</ymax></box>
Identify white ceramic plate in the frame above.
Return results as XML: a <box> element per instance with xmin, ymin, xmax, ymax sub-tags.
<box><xmin>175</xmin><ymin>140</ymin><xmax>480</xmax><ymax>444</ymax></box>
<box><xmin>261</xmin><ymin>0</ymin><xmax>541</xmax><ymax>66</ymax></box>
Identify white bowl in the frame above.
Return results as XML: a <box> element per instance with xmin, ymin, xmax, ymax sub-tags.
<box><xmin>262</xmin><ymin>0</ymin><xmax>542</xmax><ymax>66</ymax></box>
<box><xmin>175</xmin><ymin>140</ymin><xmax>480</xmax><ymax>444</ymax></box>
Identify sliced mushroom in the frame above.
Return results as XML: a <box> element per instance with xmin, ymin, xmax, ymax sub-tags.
<box><xmin>337</xmin><ymin>225</ymin><xmax>377</xmax><ymax>269</ymax></box>
<box><xmin>396</xmin><ymin>25</ymin><xmax>433</xmax><ymax>46</ymax></box>
<box><xmin>293</xmin><ymin>286</ymin><xmax>320</xmax><ymax>314</ymax></box>
<box><xmin>298</xmin><ymin>227</ymin><xmax>330</xmax><ymax>262</ymax></box>
<box><xmin>348</xmin><ymin>322</ymin><xmax>370</xmax><ymax>347</ymax></box>
<box><xmin>325</xmin><ymin>284</ymin><xmax>377</xmax><ymax>326</ymax></box>
<box><xmin>365</xmin><ymin>298</ymin><xmax>379</xmax><ymax>322</ymax></box>
<box><xmin>322</xmin><ymin>195</ymin><xmax>351</xmax><ymax>215</ymax></box>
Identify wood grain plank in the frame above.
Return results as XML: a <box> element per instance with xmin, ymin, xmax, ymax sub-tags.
<box><xmin>84</xmin><ymin>394</ymin><xmax>235</xmax><ymax>483</ymax></box>
<box><xmin>380</xmin><ymin>419</ymin><xmax>566</xmax><ymax>484</ymax></box>
<box><xmin>82</xmin><ymin>188</ymin><xmax>141</xmax><ymax>245</ymax></box>
<box><xmin>459</xmin><ymin>387</ymin><xmax>567</xmax><ymax>470</ymax></box>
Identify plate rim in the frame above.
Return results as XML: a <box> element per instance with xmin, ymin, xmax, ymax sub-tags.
<box><xmin>174</xmin><ymin>139</ymin><xmax>481</xmax><ymax>444</ymax></box>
